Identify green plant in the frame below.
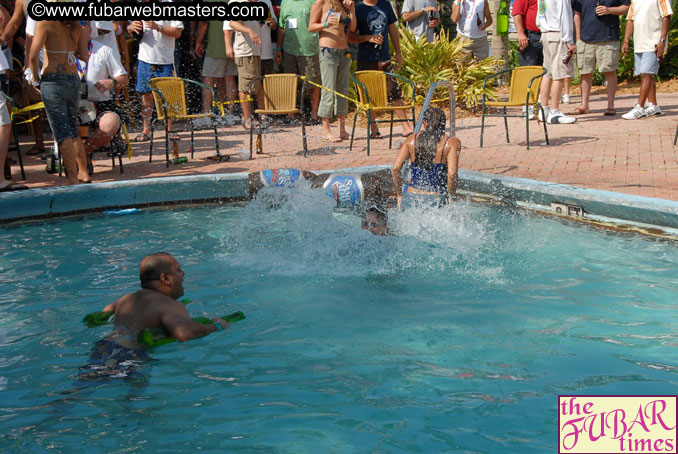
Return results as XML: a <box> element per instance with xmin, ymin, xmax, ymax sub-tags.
<box><xmin>398</xmin><ymin>27</ymin><xmax>502</xmax><ymax>109</ymax></box>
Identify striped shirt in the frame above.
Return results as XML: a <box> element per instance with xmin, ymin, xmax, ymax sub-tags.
<box><xmin>627</xmin><ymin>0</ymin><xmax>673</xmax><ymax>53</ymax></box>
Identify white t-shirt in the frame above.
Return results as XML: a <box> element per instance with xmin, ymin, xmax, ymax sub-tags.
<box><xmin>223</xmin><ymin>13</ymin><xmax>262</xmax><ymax>57</ymax></box>
<box><xmin>138</xmin><ymin>21</ymin><xmax>184</xmax><ymax>65</ymax></box>
<box><xmin>457</xmin><ymin>0</ymin><xmax>487</xmax><ymax>39</ymax></box>
<box><xmin>259</xmin><ymin>0</ymin><xmax>276</xmax><ymax>60</ymax></box>
<box><xmin>628</xmin><ymin>0</ymin><xmax>673</xmax><ymax>53</ymax></box>
<box><xmin>26</xmin><ymin>17</ymin><xmax>36</xmax><ymax>36</ymax></box>
<box><xmin>536</xmin><ymin>0</ymin><xmax>574</xmax><ymax>43</ymax></box>
<box><xmin>86</xmin><ymin>41</ymin><xmax>127</xmax><ymax>102</ymax></box>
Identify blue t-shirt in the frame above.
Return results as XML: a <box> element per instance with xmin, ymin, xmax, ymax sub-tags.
<box><xmin>572</xmin><ymin>0</ymin><xmax>630</xmax><ymax>42</ymax></box>
<box><xmin>355</xmin><ymin>0</ymin><xmax>398</xmax><ymax>62</ymax></box>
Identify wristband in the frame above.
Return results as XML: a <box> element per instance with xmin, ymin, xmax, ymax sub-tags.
<box><xmin>421</xmin><ymin>7</ymin><xmax>426</xmax><ymax>12</ymax></box>
<box><xmin>276</xmin><ymin>46</ymin><xmax>282</xmax><ymax>51</ymax></box>
<box><xmin>111</xmin><ymin>78</ymin><xmax>118</xmax><ymax>88</ymax></box>
<box><xmin>213</xmin><ymin>321</ymin><xmax>223</xmax><ymax>331</ymax></box>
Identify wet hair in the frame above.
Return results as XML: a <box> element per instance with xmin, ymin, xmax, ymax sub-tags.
<box><xmin>414</xmin><ymin>108</ymin><xmax>446</xmax><ymax>171</ymax></box>
<box><xmin>139</xmin><ymin>252</ymin><xmax>174</xmax><ymax>289</ymax></box>
<box><xmin>362</xmin><ymin>204</ymin><xmax>388</xmax><ymax>225</ymax></box>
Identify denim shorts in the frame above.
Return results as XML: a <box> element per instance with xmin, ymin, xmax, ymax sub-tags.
<box><xmin>634</xmin><ymin>52</ymin><xmax>659</xmax><ymax>75</ymax></box>
<box><xmin>135</xmin><ymin>60</ymin><xmax>175</xmax><ymax>93</ymax></box>
<box><xmin>40</xmin><ymin>73</ymin><xmax>80</xmax><ymax>144</ymax></box>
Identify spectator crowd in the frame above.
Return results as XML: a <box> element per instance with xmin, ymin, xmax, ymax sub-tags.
<box><xmin>0</xmin><ymin>0</ymin><xmax>672</xmax><ymax>190</ymax></box>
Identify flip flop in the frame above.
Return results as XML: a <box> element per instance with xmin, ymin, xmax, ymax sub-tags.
<box><xmin>134</xmin><ymin>133</ymin><xmax>151</xmax><ymax>143</ymax></box>
<box><xmin>604</xmin><ymin>108</ymin><xmax>616</xmax><ymax>116</ymax></box>
<box><xmin>402</xmin><ymin>132</ymin><xmax>413</xmax><ymax>138</ymax></box>
<box><xmin>0</xmin><ymin>181</ymin><xmax>29</xmax><ymax>192</ymax></box>
<box><xmin>568</xmin><ymin>107</ymin><xmax>590</xmax><ymax>115</ymax></box>
<box><xmin>369</xmin><ymin>131</ymin><xmax>382</xmax><ymax>139</ymax></box>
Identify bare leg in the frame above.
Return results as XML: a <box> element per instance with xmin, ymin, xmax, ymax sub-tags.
<box><xmin>564</xmin><ymin>77</ymin><xmax>571</xmax><ymax>97</ymax></box>
<box><xmin>647</xmin><ymin>76</ymin><xmax>657</xmax><ymax>105</ymax></box>
<box><xmin>202</xmin><ymin>76</ymin><xmax>216</xmax><ymax>113</ymax></box>
<box><xmin>393</xmin><ymin>100</ymin><xmax>413</xmax><ymax>135</ymax></box>
<box><xmin>73</xmin><ymin>136</ymin><xmax>90</xmax><ymax>182</ymax></box>
<box><xmin>224</xmin><ymin>75</ymin><xmax>237</xmax><ymax>115</ymax></box>
<box><xmin>604</xmin><ymin>70</ymin><xmax>617</xmax><ymax>110</ymax></box>
<box><xmin>338</xmin><ymin>115</ymin><xmax>349</xmax><ymax>139</ymax></box>
<box><xmin>141</xmin><ymin>92</ymin><xmax>154</xmax><ymax>136</ymax></box>
<box><xmin>579</xmin><ymin>73</ymin><xmax>593</xmax><ymax>111</ymax></box>
<box><xmin>240</xmin><ymin>90</ymin><xmax>252</xmax><ymax>127</ymax></box>
<box><xmin>310</xmin><ymin>87</ymin><xmax>320</xmax><ymax>121</ymax></box>
<box><xmin>84</xmin><ymin>113</ymin><xmax>121</xmax><ymax>153</ymax></box>
<box><xmin>0</xmin><ymin>123</ymin><xmax>10</xmax><ymax>188</ymax></box>
<box><xmin>638</xmin><ymin>73</ymin><xmax>653</xmax><ymax>107</ymax></box>
<box><xmin>549</xmin><ymin>79</ymin><xmax>564</xmax><ymax>111</ymax></box>
<box><xmin>59</xmin><ymin>138</ymin><xmax>80</xmax><ymax>185</ymax></box>
<box><xmin>540</xmin><ymin>77</ymin><xmax>553</xmax><ymax>108</ymax></box>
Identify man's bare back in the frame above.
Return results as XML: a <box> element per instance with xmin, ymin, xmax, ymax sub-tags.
<box><xmin>101</xmin><ymin>253</ymin><xmax>229</xmax><ymax>344</ymax></box>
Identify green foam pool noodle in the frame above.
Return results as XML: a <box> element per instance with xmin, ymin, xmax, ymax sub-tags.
<box><xmin>137</xmin><ymin>311</ymin><xmax>246</xmax><ymax>348</ymax></box>
<box><xmin>82</xmin><ymin>311</ymin><xmax>114</xmax><ymax>327</ymax></box>
<box><xmin>84</xmin><ymin>298</ymin><xmax>192</xmax><ymax>327</ymax></box>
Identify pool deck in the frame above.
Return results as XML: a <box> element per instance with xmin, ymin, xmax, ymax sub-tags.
<box><xmin>6</xmin><ymin>90</ymin><xmax>678</xmax><ymax>201</ymax></box>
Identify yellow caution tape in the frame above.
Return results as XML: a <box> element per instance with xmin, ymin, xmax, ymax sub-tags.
<box><xmin>10</xmin><ymin>101</ymin><xmax>45</xmax><ymax>120</ymax></box>
<box><xmin>122</xmin><ymin>123</ymin><xmax>133</xmax><ymax>159</ymax></box>
<box><xmin>212</xmin><ymin>97</ymin><xmax>254</xmax><ymax>117</ymax></box>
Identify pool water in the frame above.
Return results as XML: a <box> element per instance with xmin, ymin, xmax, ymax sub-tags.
<box><xmin>1</xmin><ymin>183</ymin><xmax>678</xmax><ymax>453</ymax></box>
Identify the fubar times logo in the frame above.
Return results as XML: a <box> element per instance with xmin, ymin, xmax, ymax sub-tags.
<box><xmin>559</xmin><ymin>396</ymin><xmax>677</xmax><ymax>453</ymax></box>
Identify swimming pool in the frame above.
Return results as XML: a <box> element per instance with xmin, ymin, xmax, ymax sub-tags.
<box><xmin>1</xmin><ymin>183</ymin><xmax>677</xmax><ymax>453</ymax></box>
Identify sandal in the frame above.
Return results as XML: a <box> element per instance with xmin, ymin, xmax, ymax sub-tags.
<box><xmin>134</xmin><ymin>133</ymin><xmax>151</xmax><ymax>143</ymax></box>
<box><xmin>568</xmin><ymin>107</ymin><xmax>590</xmax><ymax>115</ymax></box>
<box><xmin>604</xmin><ymin>108</ymin><xmax>616</xmax><ymax>116</ymax></box>
<box><xmin>0</xmin><ymin>181</ymin><xmax>29</xmax><ymax>192</ymax></box>
<box><xmin>369</xmin><ymin>131</ymin><xmax>382</xmax><ymax>139</ymax></box>
<box><xmin>25</xmin><ymin>145</ymin><xmax>46</xmax><ymax>156</ymax></box>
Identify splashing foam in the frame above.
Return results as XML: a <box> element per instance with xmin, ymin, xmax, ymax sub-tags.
<box><xmin>217</xmin><ymin>181</ymin><xmax>505</xmax><ymax>283</ymax></box>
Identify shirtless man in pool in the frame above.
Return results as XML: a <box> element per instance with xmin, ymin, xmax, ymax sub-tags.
<box><xmin>102</xmin><ymin>252</ymin><xmax>229</xmax><ymax>343</ymax></box>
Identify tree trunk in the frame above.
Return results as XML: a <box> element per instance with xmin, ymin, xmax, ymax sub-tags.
<box><xmin>488</xmin><ymin>0</ymin><xmax>509</xmax><ymax>76</ymax></box>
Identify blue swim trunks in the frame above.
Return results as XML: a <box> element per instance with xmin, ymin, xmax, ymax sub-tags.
<box><xmin>135</xmin><ymin>60</ymin><xmax>175</xmax><ymax>93</ymax></box>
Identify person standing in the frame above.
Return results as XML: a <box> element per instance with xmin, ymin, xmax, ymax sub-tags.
<box><xmin>570</xmin><ymin>0</ymin><xmax>630</xmax><ymax>116</ymax></box>
<box><xmin>513</xmin><ymin>0</ymin><xmax>542</xmax><ymax>119</ymax></box>
<box><xmin>195</xmin><ymin>14</ymin><xmax>238</xmax><ymax>118</ymax></box>
<box><xmin>128</xmin><ymin>19</ymin><xmax>184</xmax><ymax>142</ymax></box>
<box><xmin>350</xmin><ymin>0</ymin><xmax>414</xmax><ymax>138</ymax></box>
<box><xmin>438</xmin><ymin>0</ymin><xmax>459</xmax><ymax>40</ymax></box>
<box><xmin>621</xmin><ymin>0</ymin><xmax>672</xmax><ymax>119</ymax></box>
<box><xmin>451</xmin><ymin>0</ymin><xmax>493</xmax><ymax>60</ymax></box>
<box><xmin>309</xmin><ymin>0</ymin><xmax>357</xmax><ymax>142</ymax></box>
<box><xmin>276</xmin><ymin>0</ymin><xmax>322</xmax><ymax>123</ymax></box>
<box><xmin>536</xmin><ymin>0</ymin><xmax>578</xmax><ymax>124</ymax></box>
<box><xmin>402</xmin><ymin>0</ymin><xmax>440</xmax><ymax>42</ymax></box>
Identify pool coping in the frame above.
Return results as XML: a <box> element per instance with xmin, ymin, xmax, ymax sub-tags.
<box><xmin>2</xmin><ymin>166</ymin><xmax>678</xmax><ymax>235</ymax></box>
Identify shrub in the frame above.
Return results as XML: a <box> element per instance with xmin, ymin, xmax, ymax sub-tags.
<box><xmin>397</xmin><ymin>27</ymin><xmax>503</xmax><ymax>109</ymax></box>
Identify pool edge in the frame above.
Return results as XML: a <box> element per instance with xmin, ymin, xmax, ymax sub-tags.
<box><xmin>2</xmin><ymin>167</ymin><xmax>678</xmax><ymax>234</ymax></box>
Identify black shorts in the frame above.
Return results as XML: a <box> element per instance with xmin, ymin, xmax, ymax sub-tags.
<box><xmin>356</xmin><ymin>60</ymin><xmax>403</xmax><ymax>103</ymax></box>
<box><xmin>518</xmin><ymin>30</ymin><xmax>544</xmax><ymax>67</ymax></box>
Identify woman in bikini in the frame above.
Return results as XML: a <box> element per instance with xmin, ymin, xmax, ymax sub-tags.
<box><xmin>392</xmin><ymin>108</ymin><xmax>461</xmax><ymax>209</ymax></box>
<box><xmin>29</xmin><ymin>20</ymin><xmax>90</xmax><ymax>184</ymax></box>
<box><xmin>309</xmin><ymin>0</ymin><xmax>356</xmax><ymax>142</ymax></box>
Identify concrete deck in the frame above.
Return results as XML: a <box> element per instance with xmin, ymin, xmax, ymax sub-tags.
<box><xmin>6</xmin><ymin>91</ymin><xmax>678</xmax><ymax>200</ymax></box>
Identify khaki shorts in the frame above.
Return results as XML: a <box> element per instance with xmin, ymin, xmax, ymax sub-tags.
<box><xmin>236</xmin><ymin>56</ymin><xmax>262</xmax><ymax>94</ymax></box>
<box><xmin>282</xmin><ymin>53</ymin><xmax>321</xmax><ymax>85</ymax></box>
<box><xmin>541</xmin><ymin>31</ymin><xmax>574</xmax><ymax>80</ymax></box>
<box><xmin>576</xmin><ymin>40</ymin><xmax>619</xmax><ymax>74</ymax></box>
<box><xmin>202</xmin><ymin>56</ymin><xmax>238</xmax><ymax>78</ymax></box>
<box><xmin>461</xmin><ymin>35</ymin><xmax>490</xmax><ymax>61</ymax></box>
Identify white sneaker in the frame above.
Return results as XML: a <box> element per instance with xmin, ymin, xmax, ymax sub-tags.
<box><xmin>547</xmin><ymin>109</ymin><xmax>576</xmax><ymax>124</ymax></box>
<box><xmin>538</xmin><ymin>106</ymin><xmax>550</xmax><ymax>122</ymax></box>
<box><xmin>521</xmin><ymin>105</ymin><xmax>536</xmax><ymax>120</ymax></box>
<box><xmin>561</xmin><ymin>94</ymin><xmax>571</xmax><ymax>104</ymax></box>
<box><xmin>621</xmin><ymin>104</ymin><xmax>647</xmax><ymax>120</ymax></box>
<box><xmin>645</xmin><ymin>103</ymin><xmax>662</xmax><ymax>116</ymax></box>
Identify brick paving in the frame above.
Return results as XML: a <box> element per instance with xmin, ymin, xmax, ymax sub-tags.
<box><xmin>7</xmin><ymin>91</ymin><xmax>678</xmax><ymax>200</ymax></box>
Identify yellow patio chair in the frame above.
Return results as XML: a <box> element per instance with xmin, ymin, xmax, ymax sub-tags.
<box><xmin>148</xmin><ymin>77</ymin><xmax>226</xmax><ymax>167</ymax></box>
<box><xmin>247</xmin><ymin>73</ymin><xmax>308</xmax><ymax>157</ymax></box>
<box><xmin>480</xmin><ymin>66</ymin><xmax>548</xmax><ymax>150</ymax></box>
<box><xmin>349</xmin><ymin>70</ymin><xmax>416</xmax><ymax>156</ymax></box>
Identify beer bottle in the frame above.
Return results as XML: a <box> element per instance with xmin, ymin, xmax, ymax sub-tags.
<box><xmin>497</xmin><ymin>0</ymin><xmax>509</xmax><ymax>36</ymax></box>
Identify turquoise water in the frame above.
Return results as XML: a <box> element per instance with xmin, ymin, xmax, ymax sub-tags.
<box><xmin>1</xmin><ymin>184</ymin><xmax>678</xmax><ymax>453</ymax></box>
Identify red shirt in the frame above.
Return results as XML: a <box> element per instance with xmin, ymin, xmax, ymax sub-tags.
<box><xmin>512</xmin><ymin>0</ymin><xmax>540</xmax><ymax>32</ymax></box>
